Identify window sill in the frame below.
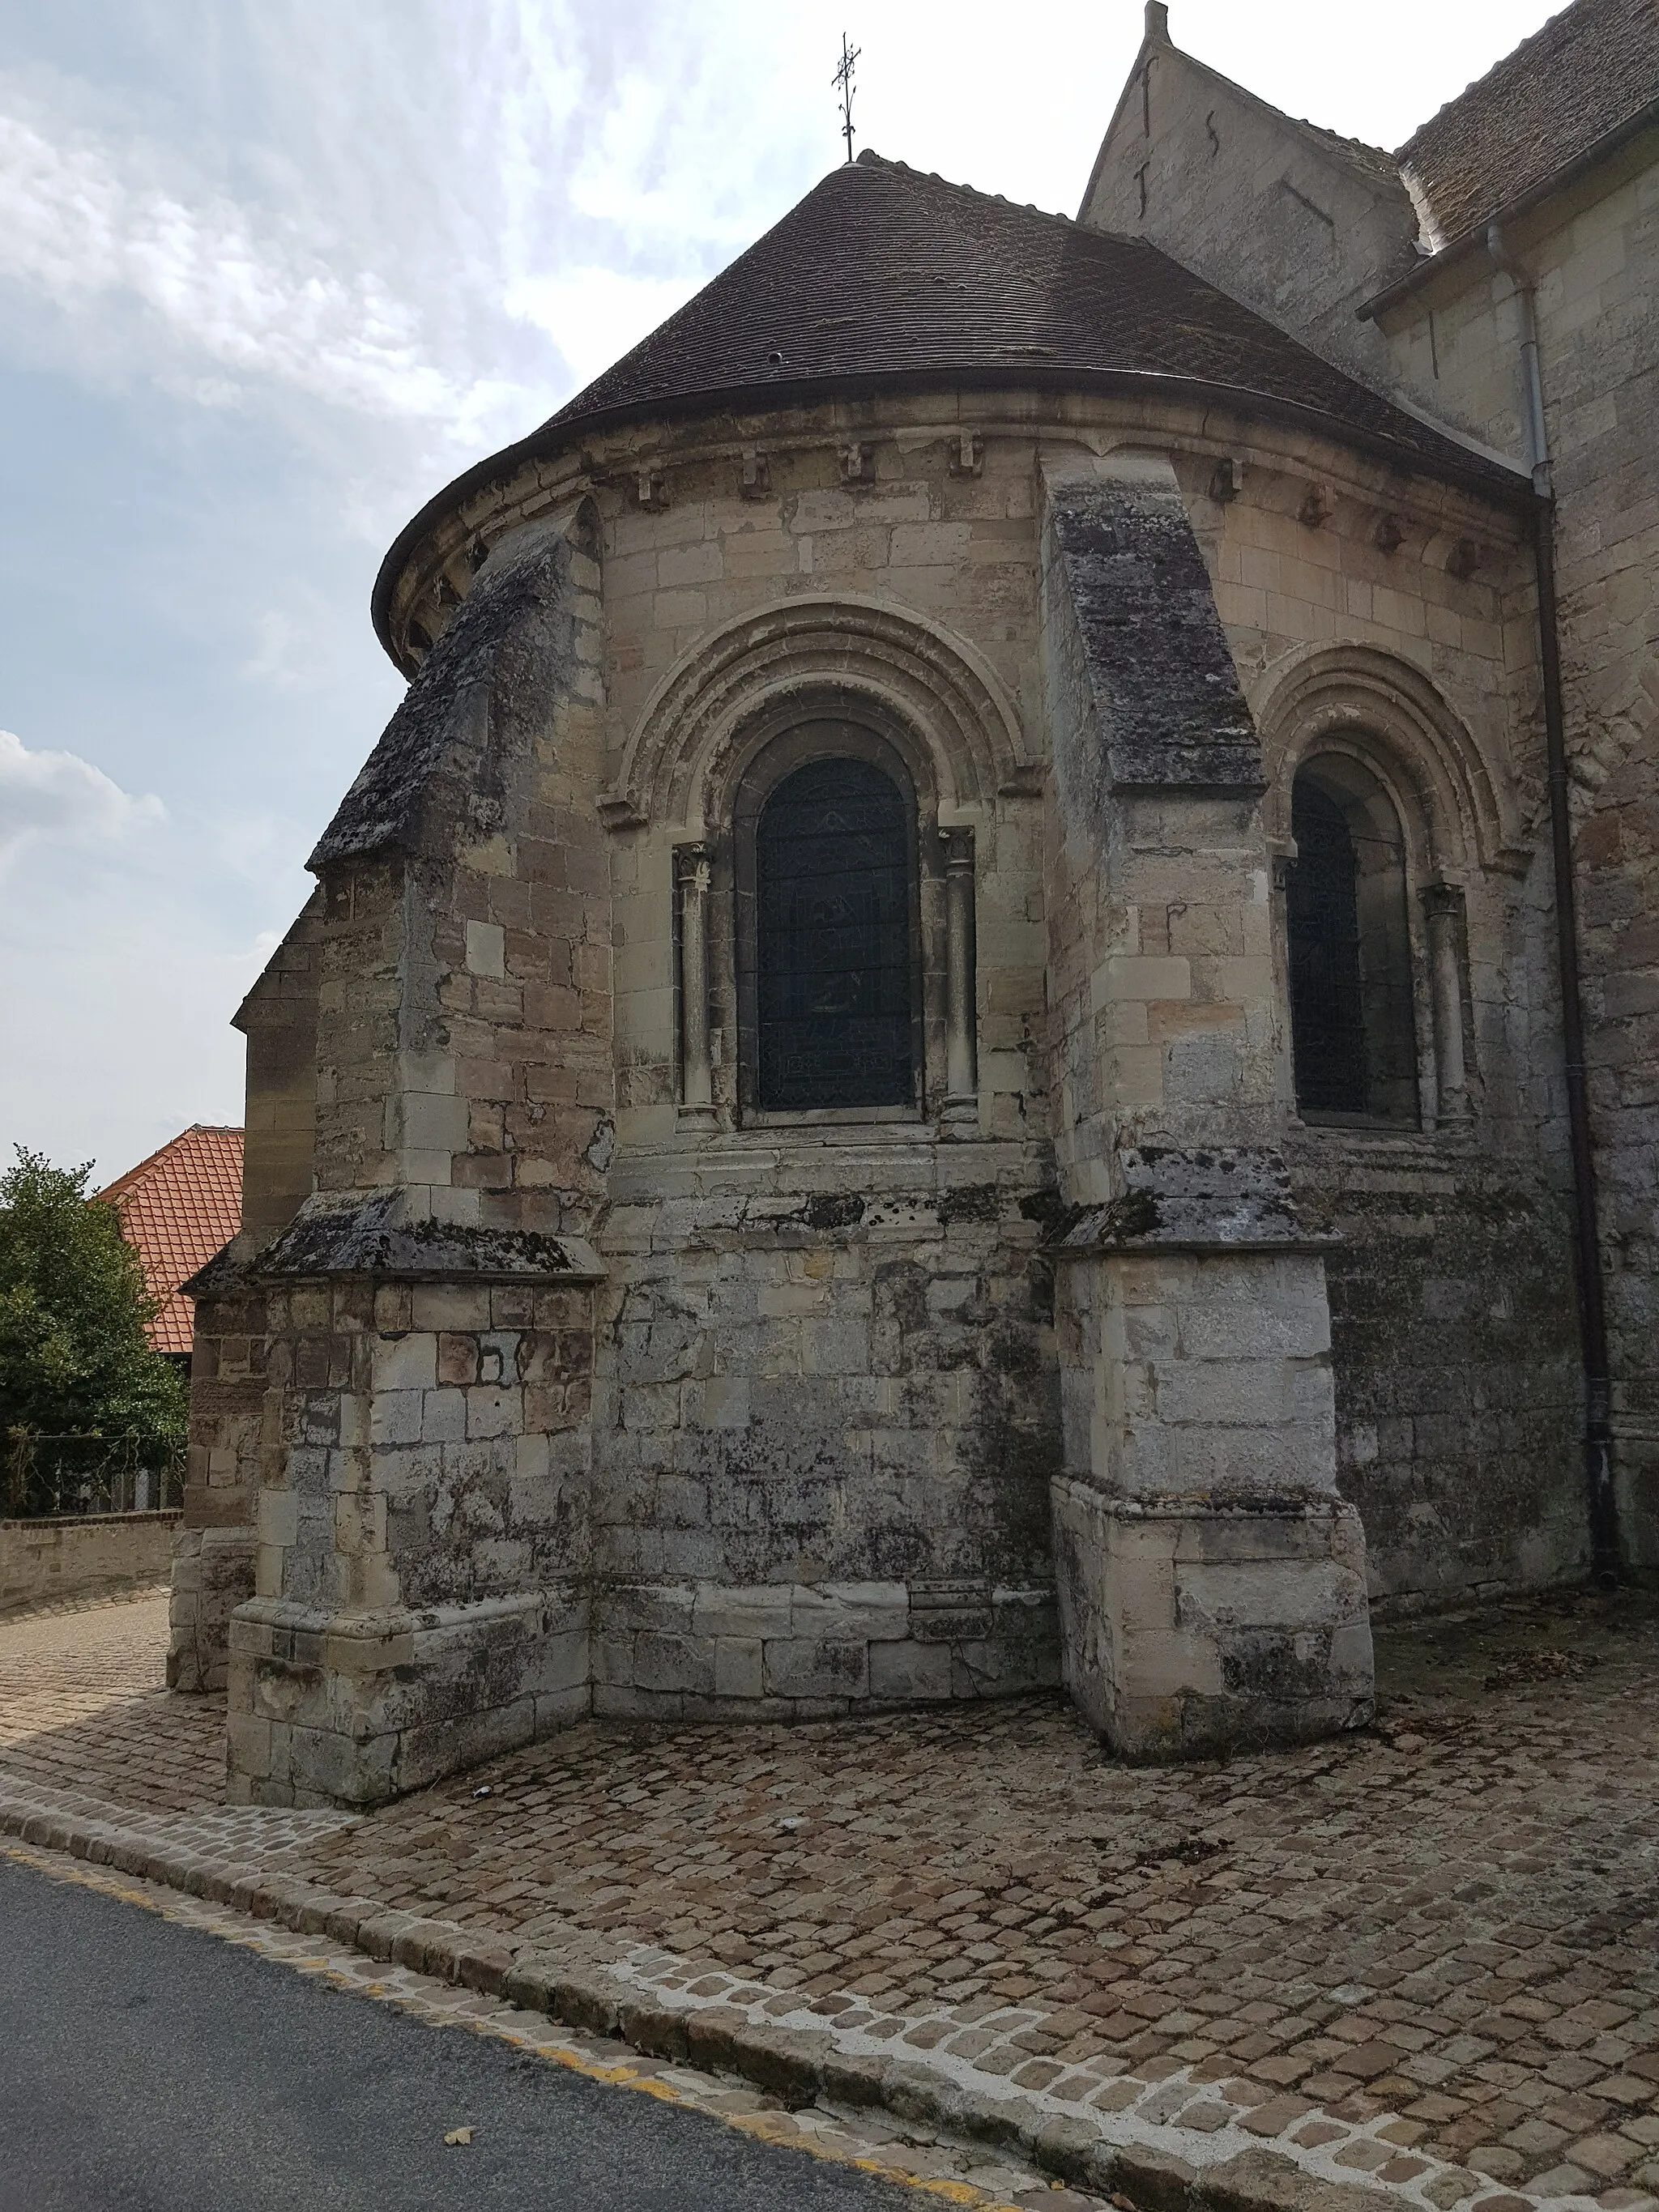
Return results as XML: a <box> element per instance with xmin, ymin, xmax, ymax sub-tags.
<box><xmin>1294</xmin><ymin>1110</ymin><xmax>1422</xmax><ymax>1134</ymax></box>
<box><xmin>740</xmin><ymin>1105</ymin><xmax>924</xmax><ymax>1130</ymax></box>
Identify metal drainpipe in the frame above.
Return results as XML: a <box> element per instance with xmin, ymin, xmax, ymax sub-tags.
<box><xmin>1487</xmin><ymin>222</ymin><xmax>1621</xmax><ymax>1584</ymax></box>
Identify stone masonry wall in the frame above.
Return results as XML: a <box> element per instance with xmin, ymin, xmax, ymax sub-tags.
<box><xmin>1077</xmin><ymin>27</ymin><xmax>1658</xmax><ymax>1575</ymax></box>
<box><xmin>1374</xmin><ymin>139</ymin><xmax>1659</xmax><ymax>1572</ymax></box>
<box><xmin>383</xmin><ymin>399</ymin><xmax>1584</xmax><ymax>1614</ymax></box>
<box><xmin>1077</xmin><ymin>25</ymin><xmax>1419</xmax><ymax>394</ymax></box>
<box><xmin>206</xmin><ymin>385</ymin><xmax>1618</xmax><ymax>1804</ymax></box>
<box><xmin>591</xmin><ymin>1142</ymin><xmax>1063</xmax><ymax>1716</ymax></box>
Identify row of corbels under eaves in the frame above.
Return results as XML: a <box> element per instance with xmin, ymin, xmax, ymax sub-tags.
<box><xmin>1209</xmin><ymin>455</ymin><xmax>1484</xmax><ymax>578</ymax></box>
<box><xmin>400</xmin><ymin>429</ymin><xmax>1493</xmax><ymax>665</ymax></box>
<box><xmin>629</xmin><ymin>430</ymin><xmax>987</xmax><ymax>513</ymax></box>
<box><xmin>402</xmin><ymin>431</ymin><xmax>988</xmax><ymax>658</ymax></box>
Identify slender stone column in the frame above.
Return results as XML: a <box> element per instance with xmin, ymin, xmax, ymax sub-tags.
<box><xmin>942</xmin><ymin>827</ymin><xmax>978</xmax><ymax>1114</ymax></box>
<box><xmin>1422</xmin><ymin>881</ymin><xmax>1471</xmax><ymax>1126</ymax></box>
<box><xmin>1269</xmin><ymin>843</ymin><xmax>1299</xmax><ymax>1113</ymax></box>
<box><xmin>676</xmin><ymin>843</ymin><xmax>716</xmax><ymax>1124</ymax></box>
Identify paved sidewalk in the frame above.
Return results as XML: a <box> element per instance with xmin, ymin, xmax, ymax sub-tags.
<box><xmin>0</xmin><ymin>1590</ymin><xmax>224</xmax><ymax>1812</ymax></box>
<box><xmin>2</xmin><ymin>1588</ymin><xmax>1656</xmax><ymax>2212</ymax></box>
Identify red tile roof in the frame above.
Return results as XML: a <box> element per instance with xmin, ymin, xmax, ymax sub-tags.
<box><xmin>97</xmin><ymin>1127</ymin><xmax>244</xmax><ymax>1357</ymax></box>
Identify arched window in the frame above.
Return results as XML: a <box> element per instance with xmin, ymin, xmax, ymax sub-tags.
<box><xmin>753</xmin><ymin>756</ymin><xmax>915</xmax><ymax>1110</ymax></box>
<box><xmin>1286</xmin><ymin>759</ymin><xmax>1418</xmax><ymax>1123</ymax></box>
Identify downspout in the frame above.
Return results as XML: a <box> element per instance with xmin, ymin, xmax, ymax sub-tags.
<box><xmin>1487</xmin><ymin>222</ymin><xmax>1621</xmax><ymax>1584</ymax></box>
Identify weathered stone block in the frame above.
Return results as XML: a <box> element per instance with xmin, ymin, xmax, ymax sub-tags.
<box><xmin>1051</xmin><ymin>1481</ymin><xmax>1374</xmax><ymax>1759</ymax></box>
<box><xmin>869</xmin><ymin>1639</ymin><xmax>953</xmax><ymax>1698</ymax></box>
<box><xmin>763</xmin><ymin>1635</ymin><xmax>869</xmax><ymax>1700</ymax></box>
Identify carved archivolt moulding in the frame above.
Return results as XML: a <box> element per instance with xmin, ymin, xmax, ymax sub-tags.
<box><xmin>1252</xmin><ymin>641</ymin><xmax>1527</xmax><ymax>878</ymax></box>
<box><xmin>601</xmin><ymin>593</ymin><xmax>1033</xmax><ymax>834</ymax></box>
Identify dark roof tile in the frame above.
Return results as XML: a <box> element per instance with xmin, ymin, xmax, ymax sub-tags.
<box><xmin>539</xmin><ymin>155</ymin><xmax>1507</xmax><ymax>490</ymax></box>
<box><xmin>373</xmin><ymin>151</ymin><xmax>1528</xmax><ymax>661</ymax></box>
<box><xmin>1399</xmin><ymin>0</ymin><xmax>1659</xmax><ymax>244</ymax></box>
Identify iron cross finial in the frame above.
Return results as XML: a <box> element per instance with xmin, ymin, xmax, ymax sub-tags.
<box><xmin>833</xmin><ymin>32</ymin><xmax>861</xmax><ymax>164</ymax></box>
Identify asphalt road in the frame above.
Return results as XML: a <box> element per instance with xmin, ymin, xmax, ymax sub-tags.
<box><xmin>0</xmin><ymin>1856</ymin><xmax>913</xmax><ymax>2212</ymax></box>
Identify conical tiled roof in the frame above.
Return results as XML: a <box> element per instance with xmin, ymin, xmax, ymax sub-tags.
<box><xmin>97</xmin><ymin>1126</ymin><xmax>244</xmax><ymax>1357</ymax></box>
<box><xmin>540</xmin><ymin>155</ymin><xmax>1501</xmax><ymax>480</ymax></box>
<box><xmin>374</xmin><ymin>154</ymin><xmax>1524</xmax><ymax>654</ymax></box>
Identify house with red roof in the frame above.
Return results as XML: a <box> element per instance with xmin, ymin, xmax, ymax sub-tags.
<box><xmin>97</xmin><ymin>1127</ymin><xmax>244</xmax><ymax>1366</ymax></box>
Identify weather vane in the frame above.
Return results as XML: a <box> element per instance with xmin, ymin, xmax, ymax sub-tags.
<box><xmin>833</xmin><ymin>32</ymin><xmax>860</xmax><ymax>164</ymax></box>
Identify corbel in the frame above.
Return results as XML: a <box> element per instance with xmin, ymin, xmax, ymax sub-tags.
<box><xmin>1298</xmin><ymin>483</ymin><xmax>1333</xmax><ymax>530</ymax></box>
<box><xmin>635</xmin><ymin>467</ymin><xmax>669</xmax><ymax>512</ymax></box>
<box><xmin>1209</xmin><ymin>457</ymin><xmax>1243</xmax><ymax>505</ymax></box>
<box><xmin>838</xmin><ymin>441</ymin><xmax>875</xmax><ymax>484</ymax></box>
<box><xmin>950</xmin><ymin>432</ymin><xmax>983</xmax><ymax>478</ymax></box>
<box><xmin>740</xmin><ymin>448</ymin><xmax>771</xmax><ymax>500</ymax></box>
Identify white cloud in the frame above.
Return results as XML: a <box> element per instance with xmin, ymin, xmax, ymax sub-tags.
<box><xmin>0</xmin><ymin>107</ymin><xmax>519</xmax><ymax>431</ymax></box>
<box><xmin>0</xmin><ymin>730</ymin><xmax>164</xmax><ymax>870</ymax></box>
<box><xmin>505</xmin><ymin>266</ymin><xmax>703</xmax><ymax>392</ymax></box>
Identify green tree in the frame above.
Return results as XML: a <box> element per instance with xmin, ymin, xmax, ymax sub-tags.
<box><xmin>0</xmin><ymin>1147</ymin><xmax>188</xmax><ymax>1455</ymax></box>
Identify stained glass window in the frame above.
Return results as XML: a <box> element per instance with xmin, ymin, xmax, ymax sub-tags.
<box><xmin>1287</xmin><ymin>776</ymin><xmax>1368</xmax><ymax>1115</ymax></box>
<box><xmin>754</xmin><ymin>757</ymin><xmax>914</xmax><ymax>1110</ymax></box>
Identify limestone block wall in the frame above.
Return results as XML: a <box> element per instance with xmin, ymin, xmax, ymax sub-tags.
<box><xmin>1187</xmin><ymin>454</ymin><xmax>1590</xmax><ymax>1600</ymax></box>
<box><xmin>168</xmin><ymin>897</ymin><xmax>325</xmax><ymax>1691</ymax></box>
<box><xmin>590</xmin><ymin>1138</ymin><xmax>1063</xmax><ymax>1717</ymax></box>
<box><xmin>1287</xmin><ymin>1132</ymin><xmax>1584</xmax><ymax>1605</ymax></box>
<box><xmin>169</xmin><ymin>1264</ymin><xmax>268</xmax><ymax>1690</ymax></box>
<box><xmin>2</xmin><ymin>1511</ymin><xmax>181</xmax><ymax>1617</ymax></box>
<box><xmin>247</xmin><ymin>1277</ymin><xmax>595</xmax><ymax>1616</ymax></box>
<box><xmin>1077</xmin><ymin>32</ymin><xmax>1658</xmax><ymax>1575</ymax></box>
<box><xmin>1077</xmin><ymin>23</ymin><xmax>1420</xmax><ymax>395</ymax></box>
<box><xmin>1371</xmin><ymin>141</ymin><xmax>1659</xmax><ymax>1571</ymax></box>
<box><xmin>307</xmin><ymin>501</ymin><xmax>613</xmax><ymax>1237</ymax></box>
<box><xmin>207</xmin><ymin>381</ymin><xmax>1628</xmax><ymax>1801</ymax></box>
<box><xmin>394</xmin><ymin>399</ymin><xmax>1588</xmax><ymax>1623</ymax></box>
<box><xmin>561</xmin><ymin>416</ymin><xmax>1066</xmax><ymax>1715</ymax></box>
<box><xmin>237</xmin><ymin>893</ymin><xmax>323</xmax><ymax>1244</ymax></box>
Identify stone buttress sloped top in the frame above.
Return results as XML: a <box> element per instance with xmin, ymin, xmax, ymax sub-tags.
<box><xmin>1047</xmin><ymin>476</ymin><xmax>1260</xmax><ymax>791</ymax></box>
<box><xmin>373</xmin><ymin>153</ymin><xmax>1528</xmax><ymax>658</ymax></box>
<box><xmin>1397</xmin><ymin>0</ymin><xmax>1659</xmax><ymax>246</ymax></box>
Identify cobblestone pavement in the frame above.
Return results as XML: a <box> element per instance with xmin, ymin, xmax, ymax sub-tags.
<box><xmin>2</xmin><ymin>1588</ymin><xmax>1656</xmax><ymax>2211</ymax></box>
<box><xmin>0</xmin><ymin>1591</ymin><xmax>224</xmax><ymax>1812</ymax></box>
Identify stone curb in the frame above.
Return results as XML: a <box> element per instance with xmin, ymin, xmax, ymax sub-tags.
<box><xmin>0</xmin><ymin>1788</ymin><xmax>1571</xmax><ymax>2212</ymax></box>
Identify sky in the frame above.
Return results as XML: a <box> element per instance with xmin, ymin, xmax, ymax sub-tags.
<box><xmin>0</xmin><ymin>0</ymin><xmax>1563</xmax><ymax>1182</ymax></box>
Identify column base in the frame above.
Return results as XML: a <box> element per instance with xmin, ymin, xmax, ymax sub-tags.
<box><xmin>225</xmin><ymin>1588</ymin><xmax>591</xmax><ymax>1808</ymax></box>
<box><xmin>1051</xmin><ymin>1481</ymin><xmax>1374</xmax><ymax>1759</ymax></box>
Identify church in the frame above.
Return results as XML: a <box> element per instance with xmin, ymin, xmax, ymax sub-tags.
<box><xmin>168</xmin><ymin>0</ymin><xmax>1659</xmax><ymax>1807</ymax></box>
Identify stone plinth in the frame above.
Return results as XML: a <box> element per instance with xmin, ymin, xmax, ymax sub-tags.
<box><xmin>226</xmin><ymin>1588</ymin><xmax>589</xmax><ymax>1808</ymax></box>
<box><xmin>1051</xmin><ymin>1484</ymin><xmax>1373</xmax><ymax>1757</ymax></box>
<box><xmin>1051</xmin><ymin>1157</ymin><xmax>1375</xmax><ymax>1758</ymax></box>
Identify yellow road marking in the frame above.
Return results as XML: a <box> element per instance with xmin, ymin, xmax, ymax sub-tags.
<box><xmin>4</xmin><ymin>1843</ymin><xmax>1033</xmax><ymax>2210</ymax></box>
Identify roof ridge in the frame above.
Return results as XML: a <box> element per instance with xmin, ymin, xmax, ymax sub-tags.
<box><xmin>855</xmin><ymin>150</ymin><xmax>1089</xmax><ymax>235</ymax></box>
<box><xmin>1397</xmin><ymin>0</ymin><xmax>1609</xmax><ymax>156</ymax></box>
<box><xmin>96</xmin><ymin>1124</ymin><xmax>245</xmax><ymax>1203</ymax></box>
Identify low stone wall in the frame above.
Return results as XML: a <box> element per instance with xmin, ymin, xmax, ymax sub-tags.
<box><xmin>0</xmin><ymin>1511</ymin><xmax>181</xmax><ymax>1617</ymax></box>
